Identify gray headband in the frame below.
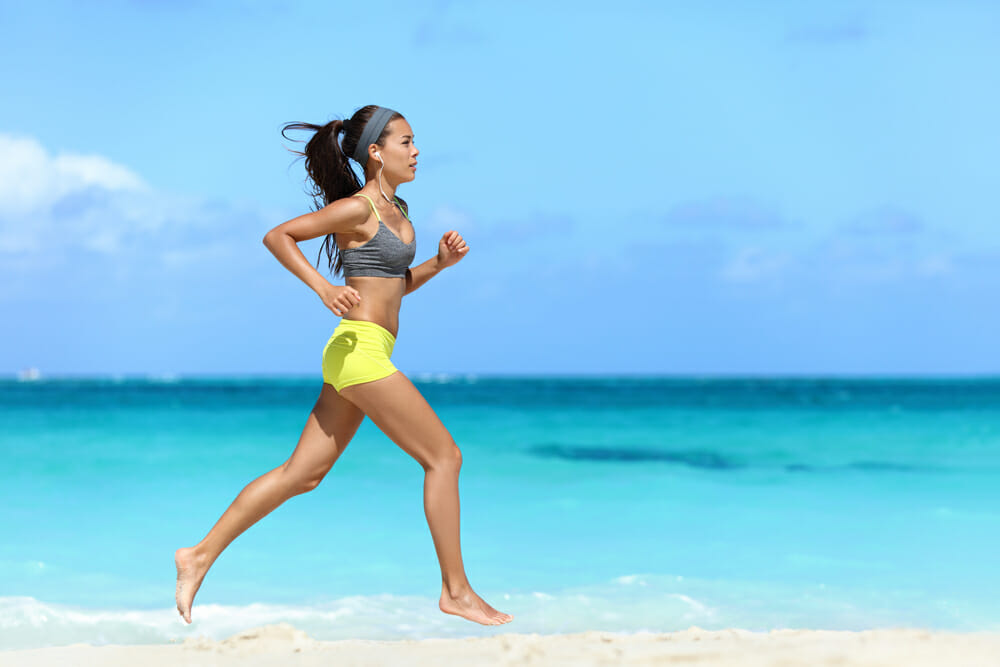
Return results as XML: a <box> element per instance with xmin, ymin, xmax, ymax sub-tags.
<box><xmin>351</xmin><ymin>106</ymin><xmax>399</xmax><ymax>168</ymax></box>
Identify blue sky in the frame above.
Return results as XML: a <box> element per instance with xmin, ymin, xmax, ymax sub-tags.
<box><xmin>1</xmin><ymin>0</ymin><xmax>997</xmax><ymax>376</ymax></box>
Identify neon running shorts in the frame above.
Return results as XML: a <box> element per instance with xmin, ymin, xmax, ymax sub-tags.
<box><xmin>321</xmin><ymin>318</ymin><xmax>398</xmax><ymax>391</ymax></box>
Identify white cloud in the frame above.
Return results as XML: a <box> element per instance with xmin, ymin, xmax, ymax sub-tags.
<box><xmin>719</xmin><ymin>246</ymin><xmax>792</xmax><ymax>283</ymax></box>
<box><xmin>915</xmin><ymin>254</ymin><xmax>953</xmax><ymax>277</ymax></box>
<box><xmin>424</xmin><ymin>202</ymin><xmax>475</xmax><ymax>233</ymax></box>
<box><xmin>160</xmin><ymin>242</ymin><xmax>235</xmax><ymax>270</ymax></box>
<box><xmin>842</xmin><ymin>206</ymin><xmax>926</xmax><ymax>236</ymax></box>
<box><xmin>0</xmin><ymin>132</ymin><xmax>283</xmax><ymax>263</ymax></box>
<box><xmin>0</xmin><ymin>134</ymin><xmax>148</xmax><ymax>219</ymax></box>
<box><xmin>663</xmin><ymin>195</ymin><xmax>793</xmax><ymax>231</ymax></box>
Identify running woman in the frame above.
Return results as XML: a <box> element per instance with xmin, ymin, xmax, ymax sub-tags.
<box><xmin>174</xmin><ymin>105</ymin><xmax>513</xmax><ymax>627</ymax></box>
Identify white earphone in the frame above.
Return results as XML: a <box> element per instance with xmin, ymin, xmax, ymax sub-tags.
<box><xmin>374</xmin><ymin>151</ymin><xmax>392</xmax><ymax>203</ymax></box>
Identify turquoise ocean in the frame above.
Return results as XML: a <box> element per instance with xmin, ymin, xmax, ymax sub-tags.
<box><xmin>2</xmin><ymin>375</ymin><xmax>998</xmax><ymax>650</ymax></box>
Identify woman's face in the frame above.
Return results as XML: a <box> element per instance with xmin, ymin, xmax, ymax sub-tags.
<box><xmin>377</xmin><ymin>119</ymin><xmax>419</xmax><ymax>182</ymax></box>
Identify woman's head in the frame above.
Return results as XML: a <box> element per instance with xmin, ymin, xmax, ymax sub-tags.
<box><xmin>351</xmin><ymin>113</ymin><xmax>419</xmax><ymax>187</ymax></box>
<box><xmin>280</xmin><ymin>105</ymin><xmax>417</xmax><ymax>276</ymax></box>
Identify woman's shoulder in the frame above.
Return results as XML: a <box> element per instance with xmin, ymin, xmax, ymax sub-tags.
<box><xmin>267</xmin><ymin>195</ymin><xmax>368</xmax><ymax>243</ymax></box>
<box><xmin>328</xmin><ymin>193</ymin><xmax>372</xmax><ymax>218</ymax></box>
<box><xmin>316</xmin><ymin>194</ymin><xmax>372</xmax><ymax>236</ymax></box>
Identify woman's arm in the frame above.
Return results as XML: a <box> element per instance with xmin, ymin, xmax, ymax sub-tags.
<box><xmin>404</xmin><ymin>256</ymin><xmax>444</xmax><ymax>295</ymax></box>
<box><xmin>263</xmin><ymin>198</ymin><xmax>370</xmax><ymax>316</ymax></box>
<box><xmin>404</xmin><ymin>230</ymin><xmax>469</xmax><ymax>296</ymax></box>
<box><xmin>262</xmin><ymin>198</ymin><xmax>368</xmax><ymax>293</ymax></box>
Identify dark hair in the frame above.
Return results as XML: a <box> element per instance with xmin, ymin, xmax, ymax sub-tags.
<box><xmin>281</xmin><ymin>105</ymin><xmax>405</xmax><ymax>277</ymax></box>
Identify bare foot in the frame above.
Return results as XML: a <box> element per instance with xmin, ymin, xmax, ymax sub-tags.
<box><xmin>439</xmin><ymin>587</ymin><xmax>514</xmax><ymax>626</ymax></box>
<box><xmin>174</xmin><ymin>547</ymin><xmax>209</xmax><ymax>624</ymax></box>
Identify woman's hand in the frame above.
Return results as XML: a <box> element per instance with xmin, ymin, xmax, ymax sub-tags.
<box><xmin>437</xmin><ymin>231</ymin><xmax>469</xmax><ymax>269</ymax></box>
<box><xmin>317</xmin><ymin>283</ymin><xmax>362</xmax><ymax>316</ymax></box>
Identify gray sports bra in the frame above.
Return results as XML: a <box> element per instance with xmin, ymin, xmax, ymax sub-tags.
<box><xmin>341</xmin><ymin>193</ymin><xmax>416</xmax><ymax>278</ymax></box>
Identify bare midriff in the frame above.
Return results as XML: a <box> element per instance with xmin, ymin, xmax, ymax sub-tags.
<box><xmin>342</xmin><ymin>275</ymin><xmax>406</xmax><ymax>338</ymax></box>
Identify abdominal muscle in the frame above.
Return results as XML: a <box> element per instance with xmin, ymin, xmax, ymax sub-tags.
<box><xmin>342</xmin><ymin>275</ymin><xmax>406</xmax><ymax>338</ymax></box>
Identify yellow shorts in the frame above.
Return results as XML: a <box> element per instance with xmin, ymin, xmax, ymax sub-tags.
<box><xmin>321</xmin><ymin>318</ymin><xmax>398</xmax><ymax>392</ymax></box>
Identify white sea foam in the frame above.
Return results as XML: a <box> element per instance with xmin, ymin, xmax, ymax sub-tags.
<box><xmin>2</xmin><ymin>573</ymin><xmax>991</xmax><ymax>650</ymax></box>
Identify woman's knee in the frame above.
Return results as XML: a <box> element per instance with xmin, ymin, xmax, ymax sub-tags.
<box><xmin>283</xmin><ymin>462</ymin><xmax>333</xmax><ymax>495</ymax></box>
<box><xmin>298</xmin><ymin>475</ymin><xmax>325</xmax><ymax>493</ymax></box>
<box><xmin>427</xmin><ymin>443</ymin><xmax>462</xmax><ymax>471</ymax></box>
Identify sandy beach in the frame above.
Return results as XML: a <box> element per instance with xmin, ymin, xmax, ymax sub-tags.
<box><xmin>5</xmin><ymin>623</ymin><xmax>1000</xmax><ymax>666</ymax></box>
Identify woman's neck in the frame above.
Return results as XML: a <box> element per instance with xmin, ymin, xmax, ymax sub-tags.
<box><xmin>363</xmin><ymin>182</ymin><xmax>398</xmax><ymax>203</ymax></box>
<box><xmin>366</xmin><ymin>167</ymin><xmax>402</xmax><ymax>198</ymax></box>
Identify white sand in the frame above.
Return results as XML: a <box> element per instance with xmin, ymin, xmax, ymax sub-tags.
<box><xmin>4</xmin><ymin>623</ymin><xmax>1000</xmax><ymax>666</ymax></box>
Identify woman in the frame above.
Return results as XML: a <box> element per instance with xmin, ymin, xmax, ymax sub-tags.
<box><xmin>174</xmin><ymin>105</ymin><xmax>512</xmax><ymax>627</ymax></box>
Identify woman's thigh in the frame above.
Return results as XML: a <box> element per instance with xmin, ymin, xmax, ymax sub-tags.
<box><xmin>338</xmin><ymin>371</ymin><xmax>458</xmax><ymax>469</ymax></box>
<box><xmin>282</xmin><ymin>382</ymin><xmax>366</xmax><ymax>482</ymax></box>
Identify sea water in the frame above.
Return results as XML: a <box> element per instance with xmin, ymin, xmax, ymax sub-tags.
<box><xmin>1</xmin><ymin>375</ymin><xmax>998</xmax><ymax>649</ymax></box>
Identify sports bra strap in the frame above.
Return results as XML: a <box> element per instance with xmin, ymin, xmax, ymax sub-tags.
<box><xmin>351</xmin><ymin>193</ymin><xmax>381</xmax><ymax>221</ymax></box>
<box><xmin>351</xmin><ymin>192</ymin><xmax>411</xmax><ymax>223</ymax></box>
<box><xmin>394</xmin><ymin>197</ymin><xmax>412</xmax><ymax>222</ymax></box>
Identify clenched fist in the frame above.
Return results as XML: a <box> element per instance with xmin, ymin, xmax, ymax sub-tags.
<box><xmin>317</xmin><ymin>283</ymin><xmax>362</xmax><ymax>316</ymax></box>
